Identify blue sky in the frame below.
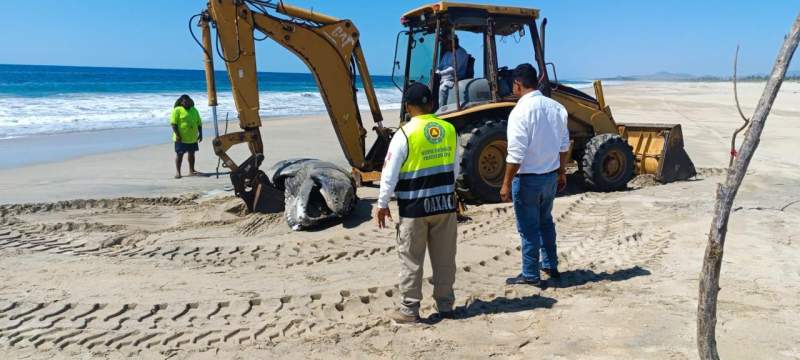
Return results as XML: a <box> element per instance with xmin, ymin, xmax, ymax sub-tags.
<box><xmin>0</xmin><ymin>1</ymin><xmax>797</xmax><ymax>78</ymax></box>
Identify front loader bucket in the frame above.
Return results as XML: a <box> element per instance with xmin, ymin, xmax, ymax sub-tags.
<box><xmin>617</xmin><ymin>123</ymin><xmax>697</xmax><ymax>183</ymax></box>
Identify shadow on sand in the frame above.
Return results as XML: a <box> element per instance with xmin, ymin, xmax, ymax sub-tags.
<box><xmin>547</xmin><ymin>266</ymin><xmax>651</xmax><ymax>289</ymax></box>
<box><xmin>423</xmin><ymin>266</ymin><xmax>650</xmax><ymax>323</ymax></box>
<box><xmin>292</xmin><ymin>197</ymin><xmax>377</xmax><ymax>232</ymax></box>
<box><xmin>447</xmin><ymin>294</ymin><xmax>558</xmax><ymax>322</ymax></box>
<box><xmin>184</xmin><ymin>171</ymin><xmax>231</xmax><ymax>178</ymax></box>
<box><xmin>342</xmin><ymin>198</ymin><xmax>377</xmax><ymax>229</ymax></box>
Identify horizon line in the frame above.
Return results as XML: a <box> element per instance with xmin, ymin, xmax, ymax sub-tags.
<box><xmin>1</xmin><ymin>62</ymin><xmax>795</xmax><ymax>80</ymax></box>
<box><xmin>0</xmin><ymin>62</ymin><xmax>396</xmax><ymax>78</ymax></box>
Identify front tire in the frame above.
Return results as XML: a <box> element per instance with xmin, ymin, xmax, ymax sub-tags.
<box><xmin>457</xmin><ymin>120</ymin><xmax>507</xmax><ymax>203</ymax></box>
<box><xmin>580</xmin><ymin>133</ymin><xmax>635</xmax><ymax>191</ymax></box>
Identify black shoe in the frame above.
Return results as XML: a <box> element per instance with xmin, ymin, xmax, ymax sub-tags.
<box><xmin>505</xmin><ymin>274</ymin><xmax>543</xmax><ymax>286</ymax></box>
<box><xmin>542</xmin><ymin>268</ymin><xmax>560</xmax><ymax>279</ymax></box>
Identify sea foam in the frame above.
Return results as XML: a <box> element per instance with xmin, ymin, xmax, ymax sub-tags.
<box><xmin>0</xmin><ymin>88</ymin><xmax>403</xmax><ymax>139</ymax></box>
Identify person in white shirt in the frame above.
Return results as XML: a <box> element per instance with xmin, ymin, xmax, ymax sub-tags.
<box><xmin>500</xmin><ymin>63</ymin><xmax>569</xmax><ymax>287</ymax></box>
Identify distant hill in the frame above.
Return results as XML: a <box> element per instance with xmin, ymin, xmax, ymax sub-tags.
<box><xmin>603</xmin><ymin>72</ymin><xmax>699</xmax><ymax>81</ymax></box>
<box><xmin>607</xmin><ymin>72</ymin><xmax>697</xmax><ymax>81</ymax></box>
<box><xmin>603</xmin><ymin>71</ymin><xmax>800</xmax><ymax>82</ymax></box>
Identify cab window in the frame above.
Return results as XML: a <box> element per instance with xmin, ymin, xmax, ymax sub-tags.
<box><xmin>406</xmin><ymin>29</ymin><xmax>437</xmax><ymax>87</ymax></box>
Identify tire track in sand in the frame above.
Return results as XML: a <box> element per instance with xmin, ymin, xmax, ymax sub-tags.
<box><xmin>0</xmin><ymin>193</ymin><xmax>670</xmax><ymax>355</ymax></box>
<box><xmin>0</xmin><ymin>221</ymin><xmax>398</xmax><ymax>269</ymax></box>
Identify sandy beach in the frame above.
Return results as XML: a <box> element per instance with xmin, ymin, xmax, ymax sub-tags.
<box><xmin>0</xmin><ymin>81</ymin><xmax>799</xmax><ymax>359</ymax></box>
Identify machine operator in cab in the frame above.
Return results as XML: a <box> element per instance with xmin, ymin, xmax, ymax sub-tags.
<box><xmin>376</xmin><ymin>83</ymin><xmax>460</xmax><ymax>324</ymax></box>
<box><xmin>436</xmin><ymin>34</ymin><xmax>470</xmax><ymax>108</ymax></box>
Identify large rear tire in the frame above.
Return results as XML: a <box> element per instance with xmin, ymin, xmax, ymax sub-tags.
<box><xmin>580</xmin><ymin>133</ymin><xmax>635</xmax><ymax>191</ymax></box>
<box><xmin>457</xmin><ymin>120</ymin><xmax>507</xmax><ymax>203</ymax></box>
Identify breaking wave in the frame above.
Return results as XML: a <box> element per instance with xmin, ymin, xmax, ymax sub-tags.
<box><xmin>0</xmin><ymin>88</ymin><xmax>403</xmax><ymax>139</ymax></box>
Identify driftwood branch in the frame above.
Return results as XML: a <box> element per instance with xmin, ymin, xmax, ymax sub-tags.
<box><xmin>729</xmin><ymin>45</ymin><xmax>752</xmax><ymax>167</ymax></box>
<box><xmin>697</xmin><ymin>13</ymin><xmax>800</xmax><ymax>360</ymax></box>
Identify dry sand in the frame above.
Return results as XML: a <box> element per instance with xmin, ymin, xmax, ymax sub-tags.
<box><xmin>0</xmin><ymin>81</ymin><xmax>799</xmax><ymax>359</ymax></box>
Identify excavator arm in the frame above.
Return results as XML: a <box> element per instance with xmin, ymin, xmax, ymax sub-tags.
<box><xmin>197</xmin><ymin>0</ymin><xmax>390</xmax><ymax>212</ymax></box>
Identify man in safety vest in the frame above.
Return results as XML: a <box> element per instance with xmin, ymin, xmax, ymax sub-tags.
<box><xmin>376</xmin><ymin>82</ymin><xmax>460</xmax><ymax>324</ymax></box>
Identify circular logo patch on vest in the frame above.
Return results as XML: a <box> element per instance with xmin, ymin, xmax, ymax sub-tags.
<box><xmin>424</xmin><ymin>122</ymin><xmax>445</xmax><ymax>144</ymax></box>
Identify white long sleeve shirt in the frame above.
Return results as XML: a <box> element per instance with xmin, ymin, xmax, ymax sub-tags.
<box><xmin>378</xmin><ymin>124</ymin><xmax>460</xmax><ymax>209</ymax></box>
<box><xmin>506</xmin><ymin>90</ymin><xmax>570</xmax><ymax>174</ymax></box>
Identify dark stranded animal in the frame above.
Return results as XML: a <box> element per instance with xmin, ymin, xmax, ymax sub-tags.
<box><xmin>266</xmin><ymin>158</ymin><xmax>357</xmax><ymax>230</ymax></box>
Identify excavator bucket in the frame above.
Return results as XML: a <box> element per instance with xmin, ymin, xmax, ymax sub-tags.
<box><xmin>617</xmin><ymin>123</ymin><xmax>697</xmax><ymax>183</ymax></box>
<box><xmin>230</xmin><ymin>154</ymin><xmax>286</xmax><ymax>214</ymax></box>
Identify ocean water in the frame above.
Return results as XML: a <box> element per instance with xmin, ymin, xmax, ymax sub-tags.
<box><xmin>0</xmin><ymin>64</ymin><xmax>594</xmax><ymax>139</ymax></box>
<box><xmin>0</xmin><ymin>64</ymin><xmax>403</xmax><ymax>139</ymax></box>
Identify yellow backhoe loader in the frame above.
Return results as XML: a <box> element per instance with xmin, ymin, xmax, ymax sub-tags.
<box><xmin>195</xmin><ymin>0</ymin><xmax>696</xmax><ymax>211</ymax></box>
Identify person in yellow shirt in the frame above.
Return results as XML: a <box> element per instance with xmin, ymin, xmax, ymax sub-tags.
<box><xmin>170</xmin><ymin>95</ymin><xmax>202</xmax><ymax>179</ymax></box>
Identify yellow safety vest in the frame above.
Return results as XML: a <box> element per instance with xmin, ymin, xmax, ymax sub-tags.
<box><xmin>396</xmin><ymin>114</ymin><xmax>458</xmax><ymax>218</ymax></box>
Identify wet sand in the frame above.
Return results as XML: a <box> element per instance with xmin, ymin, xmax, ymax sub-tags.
<box><xmin>0</xmin><ymin>112</ymin><xmax>386</xmax><ymax>204</ymax></box>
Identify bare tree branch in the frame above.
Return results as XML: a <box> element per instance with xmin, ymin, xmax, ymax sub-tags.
<box><xmin>698</xmin><ymin>13</ymin><xmax>800</xmax><ymax>360</ymax></box>
<box><xmin>730</xmin><ymin>45</ymin><xmax>752</xmax><ymax>167</ymax></box>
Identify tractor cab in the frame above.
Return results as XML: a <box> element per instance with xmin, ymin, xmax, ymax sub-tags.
<box><xmin>393</xmin><ymin>2</ymin><xmax>550</xmax><ymax>119</ymax></box>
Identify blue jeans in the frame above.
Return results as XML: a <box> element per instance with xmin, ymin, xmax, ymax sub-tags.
<box><xmin>512</xmin><ymin>172</ymin><xmax>558</xmax><ymax>280</ymax></box>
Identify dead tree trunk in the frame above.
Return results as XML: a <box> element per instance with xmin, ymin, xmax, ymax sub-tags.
<box><xmin>697</xmin><ymin>13</ymin><xmax>800</xmax><ymax>360</ymax></box>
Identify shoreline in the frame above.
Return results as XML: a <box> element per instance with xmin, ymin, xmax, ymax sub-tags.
<box><xmin>0</xmin><ymin>111</ymin><xmax>390</xmax><ymax>170</ymax></box>
<box><xmin>0</xmin><ymin>80</ymin><xmax>608</xmax><ymax>169</ymax></box>
<box><xmin>0</xmin><ymin>110</ymin><xmax>397</xmax><ymax>204</ymax></box>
